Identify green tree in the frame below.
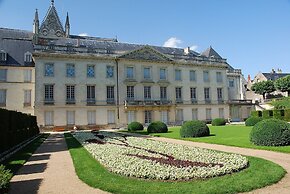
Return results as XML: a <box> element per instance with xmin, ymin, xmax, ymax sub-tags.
<box><xmin>251</xmin><ymin>80</ymin><xmax>275</xmax><ymax>99</ymax></box>
<box><xmin>275</xmin><ymin>75</ymin><xmax>290</xmax><ymax>96</ymax></box>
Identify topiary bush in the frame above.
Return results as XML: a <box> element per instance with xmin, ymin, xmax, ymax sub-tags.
<box><xmin>147</xmin><ymin>121</ymin><xmax>168</xmax><ymax>133</ymax></box>
<box><xmin>250</xmin><ymin>119</ymin><xmax>290</xmax><ymax>146</ymax></box>
<box><xmin>180</xmin><ymin>120</ymin><xmax>210</xmax><ymax>138</ymax></box>
<box><xmin>0</xmin><ymin>165</ymin><xmax>12</xmax><ymax>193</ymax></box>
<box><xmin>245</xmin><ymin>117</ymin><xmax>263</xmax><ymax>126</ymax></box>
<box><xmin>211</xmin><ymin>118</ymin><xmax>226</xmax><ymax>126</ymax></box>
<box><xmin>128</xmin><ymin>122</ymin><xmax>144</xmax><ymax>132</ymax></box>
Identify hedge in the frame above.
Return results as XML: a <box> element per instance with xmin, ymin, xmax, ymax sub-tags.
<box><xmin>251</xmin><ymin>109</ymin><xmax>290</xmax><ymax>122</ymax></box>
<box><xmin>0</xmin><ymin>109</ymin><xmax>39</xmax><ymax>154</ymax></box>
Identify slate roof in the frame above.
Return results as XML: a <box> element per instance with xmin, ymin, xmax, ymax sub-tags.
<box><xmin>262</xmin><ymin>73</ymin><xmax>290</xmax><ymax>81</ymax></box>
<box><xmin>201</xmin><ymin>46</ymin><xmax>222</xmax><ymax>59</ymax></box>
<box><xmin>0</xmin><ymin>28</ymin><xmax>34</xmax><ymax>67</ymax></box>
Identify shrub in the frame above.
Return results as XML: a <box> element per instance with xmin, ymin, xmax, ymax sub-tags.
<box><xmin>251</xmin><ymin>111</ymin><xmax>262</xmax><ymax>118</ymax></box>
<box><xmin>250</xmin><ymin>119</ymin><xmax>290</xmax><ymax>146</ymax></box>
<box><xmin>285</xmin><ymin>109</ymin><xmax>290</xmax><ymax>122</ymax></box>
<box><xmin>147</xmin><ymin>121</ymin><xmax>168</xmax><ymax>133</ymax></box>
<box><xmin>180</xmin><ymin>120</ymin><xmax>210</xmax><ymax>138</ymax></box>
<box><xmin>0</xmin><ymin>165</ymin><xmax>12</xmax><ymax>193</ymax></box>
<box><xmin>245</xmin><ymin>117</ymin><xmax>263</xmax><ymax>126</ymax></box>
<box><xmin>273</xmin><ymin>110</ymin><xmax>284</xmax><ymax>120</ymax></box>
<box><xmin>211</xmin><ymin>118</ymin><xmax>226</xmax><ymax>126</ymax></box>
<box><xmin>128</xmin><ymin>122</ymin><xmax>143</xmax><ymax>132</ymax></box>
<box><xmin>262</xmin><ymin>110</ymin><xmax>273</xmax><ymax>119</ymax></box>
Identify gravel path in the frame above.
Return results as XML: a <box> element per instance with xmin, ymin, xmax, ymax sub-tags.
<box><xmin>9</xmin><ymin>133</ymin><xmax>108</xmax><ymax>194</ymax></box>
<box><xmin>150</xmin><ymin>137</ymin><xmax>290</xmax><ymax>194</ymax></box>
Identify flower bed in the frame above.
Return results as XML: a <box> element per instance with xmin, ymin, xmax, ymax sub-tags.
<box><xmin>73</xmin><ymin>131</ymin><xmax>248</xmax><ymax>181</ymax></box>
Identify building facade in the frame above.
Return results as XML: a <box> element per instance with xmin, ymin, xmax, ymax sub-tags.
<box><xmin>1</xmin><ymin>0</ymin><xmax>253</xmax><ymax>127</ymax></box>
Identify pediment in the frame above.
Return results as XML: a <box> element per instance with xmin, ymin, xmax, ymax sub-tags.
<box><xmin>39</xmin><ymin>5</ymin><xmax>64</xmax><ymax>38</ymax></box>
<box><xmin>119</xmin><ymin>46</ymin><xmax>173</xmax><ymax>62</ymax></box>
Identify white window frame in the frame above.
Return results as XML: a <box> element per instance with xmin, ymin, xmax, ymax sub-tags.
<box><xmin>24</xmin><ymin>90</ymin><xmax>31</xmax><ymax>106</ymax></box>
<box><xmin>108</xmin><ymin>110</ymin><xmax>115</xmax><ymax>124</ymax></box>
<box><xmin>159</xmin><ymin>68</ymin><xmax>167</xmax><ymax>80</ymax></box>
<box><xmin>0</xmin><ymin>50</ymin><xmax>7</xmax><ymax>61</ymax></box>
<box><xmin>44</xmin><ymin>111</ymin><xmax>54</xmax><ymax>126</ymax></box>
<box><xmin>143</xmin><ymin>67</ymin><xmax>151</xmax><ymax>80</ymax></box>
<box><xmin>127</xmin><ymin>111</ymin><xmax>136</xmax><ymax>124</ymax></box>
<box><xmin>66</xmin><ymin>64</ymin><xmax>75</xmax><ymax>77</ymax></box>
<box><xmin>190</xmin><ymin>70</ymin><xmax>196</xmax><ymax>81</ymax></box>
<box><xmin>24</xmin><ymin>69</ymin><xmax>32</xmax><ymax>82</ymax></box>
<box><xmin>126</xmin><ymin>66</ymin><xmax>134</xmax><ymax>79</ymax></box>
<box><xmin>127</xmin><ymin>86</ymin><xmax>134</xmax><ymax>100</ymax></box>
<box><xmin>203</xmin><ymin>71</ymin><xmax>209</xmax><ymax>82</ymax></box>
<box><xmin>67</xmin><ymin>111</ymin><xmax>75</xmax><ymax>125</ymax></box>
<box><xmin>24</xmin><ymin>52</ymin><xmax>32</xmax><ymax>63</ymax></box>
<box><xmin>192</xmin><ymin>108</ymin><xmax>198</xmax><ymax>120</ymax></box>
<box><xmin>219</xmin><ymin>108</ymin><xmax>224</xmax><ymax>118</ymax></box>
<box><xmin>87</xmin><ymin>111</ymin><xmax>96</xmax><ymax>125</ymax></box>
<box><xmin>87</xmin><ymin>65</ymin><xmax>95</xmax><ymax>78</ymax></box>
<box><xmin>175</xmin><ymin>69</ymin><xmax>182</xmax><ymax>81</ymax></box>
<box><xmin>144</xmin><ymin>86</ymin><xmax>151</xmax><ymax>100</ymax></box>
<box><xmin>0</xmin><ymin>89</ymin><xmax>7</xmax><ymax>106</ymax></box>
<box><xmin>216</xmin><ymin>72</ymin><xmax>223</xmax><ymax>83</ymax></box>
<box><xmin>206</xmin><ymin>108</ymin><xmax>212</xmax><ymax>120</ymax></box>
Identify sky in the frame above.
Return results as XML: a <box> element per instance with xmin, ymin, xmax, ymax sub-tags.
<box><xmin>0</xmin><ymin>0</ymin><xmax>290</xmax><ymax>78</ymax></box>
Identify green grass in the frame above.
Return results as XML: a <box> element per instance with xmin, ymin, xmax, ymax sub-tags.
<box><xmin>137</xmin><ymin>125</ymin><xmax>290</xmax><ymax>153</ymax></box>
<box><xmin>64</xmin><ymin>133</ymin><xmax>286</xmax><ymax>194</ymax></box>
<box><xmin>0</xmin><ymin>133</ymin><xmax>49</xmax><ymax>174</ymax></box>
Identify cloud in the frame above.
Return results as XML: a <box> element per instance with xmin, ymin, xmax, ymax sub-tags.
<box><xmin>163</xmin><ymin>37</ymin><xmax>183</xmax><ymax>48</ymax></box>
<box><xmin>78</xmin><ymin>33</ymin><xmax>89</xmax><ymax>37</ymax></box>
<box><xmin>190</xmin><ymin>45</ymin><xmax>198</xmax><ymax>51</ymax></box>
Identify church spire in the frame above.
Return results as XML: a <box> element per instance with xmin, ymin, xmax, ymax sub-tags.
<box><xmin>33</xmin><ymin>9</ymin><xmax>39</xmax><ymax>34</ymax></box>
<box><xmin>65</xmin><ymin>12</ymin><xmax>70</xmax><ymax>38</ymax></box>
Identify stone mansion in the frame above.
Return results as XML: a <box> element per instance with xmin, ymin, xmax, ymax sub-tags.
<box><xmin>0</xmin><ymin>1</ymin><xmax>253</xmax><ymax>128</ymax></box>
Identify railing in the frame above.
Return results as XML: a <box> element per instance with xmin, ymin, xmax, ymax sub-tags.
<box><xmin>125</xmin><ymin>99</ymin><xmax>172</xmax><ymax>106</ymax></box>
<box><xmin>228</xmin><ymin>99</ymin><xmax>253</xmax><ymax>104</ymax></box>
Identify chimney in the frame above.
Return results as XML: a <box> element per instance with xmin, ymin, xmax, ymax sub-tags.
<box><xmin>248</xmin><ymin>74</ymin><xmax>251</xmax><ymax>82</ymax></box>
<box><xmin>184</xmin><ymin>47</ymin><xmax>190</xmax><ymax>55</ymax></box>
<box><xmin>271</xmin><ymin>68</ymin><xmax>276</xmax><ymax>74</ymax></box>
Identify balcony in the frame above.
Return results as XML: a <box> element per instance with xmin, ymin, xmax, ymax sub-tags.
<box><xmin>124</xmin><ymin>99</ymin><xmax>173</xmax><ymax>107</ymax></box>
<box><xmin>217</xmin><ymin>99</ymin><xmax>224</xmax><ymax>104</ymax></box>
<box><xmin>106</xmin><ymin>99</ymin><xmax>116</xmax><ymax>105</ymax></box>
<box><xmin>23</xmin><ymin>102</ymin><xmax>31</xmax><ymax>107</ymax></box>
<box><xmin>66</xmin><ymin>99</ymin><xmax>76</xmax><ymax>105</ymax></box>
<box><xmin>191</xmin><ymin>99</ymin><xmax>197</xmax><ymax>104</ymax></box>
<box><xmin>205</xmin><ymin>99</ymin><xmax>211</xmax><ymax>104</ymax></box>
<box><xmin>44</xmin><ymin>99</ymin><xmax>54</xmax><ymax>105</ymax></box>
<box><xmin>228</xmin><ymin>99</ymin><xmax>253</xmax><ymax>105</ymax></box>
<box><xmin>86</xmin><ymin>99</ymin><xmax>96</xmax><ymax>105</ymax></box>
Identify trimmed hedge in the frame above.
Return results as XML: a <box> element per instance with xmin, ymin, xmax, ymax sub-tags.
<box><xmin>245</xmin><ymin>117</ymin><xmax>263</xmax><ymax>126</ymax></box>
<box><xmin>250</xmin><ymin>119</ymin><xmax>290</xmax><ymax>146</ymax></box>
<box><xmin>262</xmin><ymin>110</ymin><xmax>273</xmax><ymax>119</ymax></box>
<box><xmin>0</xmin><ymin>165</ymin><xmax>12</xmax><ymax>193</ymax></box>
<box><xmin>251</xmin><ymin>111</ymin><xmax>262</xmax><ymax>117</ymax></box>
<box><xmin>180</xmin><ymin>120</ymin><xmax>210</xmax><ymax>138</ymax></box>
<box><xmin>273</xmin><ymin>110</ymin><xmax>284</xmax><ymax>120</ymax></box>
<box><xmin>147</xmin><ymin>121</ymin><xmax>168</xmax><ymax>133</ymax></box>
<box><xmin>251</xmin><ymin>109</ymin><xmax>290</xmax><ymax>122</ymax></box>
<box><xmin>286</xmin><ymin>109</ymin><xmax>290</xmax><ymax>122</ymax></box>
<box><xmin>0</xmin><ymin>109</ymin><xmax>39</xmax><ymax>154</ymax></box>
<box><xmin>128</xmin><ymin>122</ymin><xmax>144</xmax><ymax>132</ymax></box>
<box><xmin>211</xmin><ymin>118</ymin><xmax>226</xmax><ymax>126</ymax></box>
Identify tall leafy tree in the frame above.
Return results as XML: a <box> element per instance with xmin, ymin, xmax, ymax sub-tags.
<box><xmin>251</xmin><ymin>80</ymin><xmax>275</xmax><ymax>99</ymax></box>
<box><xmin>275</xmin><ymin>75</ymin><xmax>290</xmax><ymax>96</ymax></box>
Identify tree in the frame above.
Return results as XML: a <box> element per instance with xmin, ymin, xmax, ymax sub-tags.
<box><xmin>251</xmin><ymin>80</ymin><xmax>275</xmax><ymax>99</ymax></box>
<box><xmin>275</xmin><ymin>75</ymin><xmax>290</xmax><ymax>96</ymax></box>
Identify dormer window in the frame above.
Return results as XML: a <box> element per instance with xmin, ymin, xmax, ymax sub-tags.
<box><xmin>24</xmin><ymin>52</ymin><xmax>32</xmax><ymax>63</ymax></box>
<box><xmin>0</xmin><ymin>50</ymin><xmax>7</xmax><ymax>61</ymax></box>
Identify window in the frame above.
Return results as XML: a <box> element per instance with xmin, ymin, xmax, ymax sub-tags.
<box><xmin>216</xmin><ymin>72</ymin><xmax>223</xmax><ymax>83</ymax></box>
<box><xmin>24</xmin><ymin>52</ymin><xmax>32</xmax><ymax>63</ymax></box>
<box><xmin>87</xmin><ymin>111</ymin><xmax>96</xmax><ymax>125</ymax></box>
<box><xmin>160</xmin><ymin>111</ymin><xmax>168</xmax><ymax>124</ymax></box>
<box><xmin>108</xmin><ymin>110</ymin><xmax>115</xmax><ymax>124</ymax></box>
<box><xmin>219</xmin><ymin>108</ymin><xmax>224</xmax><ymax>118</ymax></box>
<box><xmin>66</xmin><ymin>64</ymin><xmax>75</xmax><ymax>77</ymax></box>
<box><xmin>192</xmin><ymin>109</ymin><xmax>198</xmax><ymax>120</ymax></box>
<box><xmin>144</xmin><ymin>86</ymin><xmax>151</xmax><ymax>100</ymax></box>
<box><xmin>144</xmin><ymin>110</ymin><xmax>152</xmax><ymax>124</ymax></box>
<box><xmin>87</xmin><ymin>65</ymin><xmax>95</xmax><ymax>77</ymax></box>
<box><xmin>67</xmin><ymin>111</ymin><xmax>75</xmax><ymax>125</ymax></box>
<box><xmin>143</xmin><ymin>67</ymin><xmax>151</xmax><ymax>79</ymax></box>
<box><xmin>190</xmin><ymin>70</ymin><xmax>196</xmax><ymax>81</ymax></box>
<box><xmin>175</xmin><ymin>87</ymin><xmax>182</xmax><ymax>102</ymax></box>
<box><xmin>204</xmin><ymin>88</ymin><xmax>210</xmax><ymax>102</ymax></box>
<box><xmin>127</xmin><ymin>86</ymin><xmax>134</xmax><ymax>100</ymax></box>
<box><xmin>203</xmin><ymin>71</ymin><xmax>209</xmax><ymax>82</ymax></box>
<box><xmin>44</xmin><ymin>63</ymin><xmax>54</xmax><ymax>77</ymax></box>
<box><xmin>190</xmin><ymin>87</ymin><xmax>197</xmax><ymax>101</ymax></box>
<box><xmin>44</xmin><ymin>84</ymin><xmax>54</xmax><ymax>104</ymax></box>
<box><xmin>0</xmin><ymin>89</ymin><xmax>6</xmax><ymax>106</ymax></box>
<box><xmin>24</xmin><ymin>90</ymin><xmax>31</xmax><ymax>106</ymax></box>
<box><xmin>229</xmin><ymin>80</ymin><xmax>235</xmax><ymax>87</ymax></box>
<box><xmin>0</xmin><ymin>51</ymin><xmax>7</xmax><ymax>61</ymax></box>
<box><xmin>87</xmin><ymin>85</ymin><xmax>95</xmax><ymax>104</ymax></box>
<box><xmin>217</xmin><ymin>88</ymin><xmax>223</xmax><ymax>100</ymax></box>
<box><xmin>160</xmin><ymin>68</ymin><xmax>166</xmax><ymax>80</ymax></box>
<box><xmin>24</xmin><ymin>69</ymin><xmax>32</xmax><ymax>82</ymax></box>
<box><xmin>0</xmin><ymin>69</ymin><xmax>7</xmax><ymax>82</ymax></box>
<box><xmin>66</xmin><ymin>85</ymin><xmax>75</xmax><ymax>104</ymax></box>
<box><xmin>44</xmin><ymin>111</ymin><xmax>54</xmax><ymax>126</ymax></box>
<box><xmin>160</xmin><ymin>87</ymin><xmax>167</xmax><ymax>100</ymax></box>
<box><xmin>126</xmin><ymin>67</ymin><xmax>134</xmax><ymax>79</ymax></box>
<box><xmin>106</xmin><ymin>66</ymin><xmax>114</xmax><ymax>78</ymax></box>
<box><xmin>107</xmin><ymin>86</ymin><xmax>115</xmax><ymax>103</ymax></box>
<box><xmin>176</xmin><ymin>109</ymin><xmax>183</xmax><ymax>122</ymax></box>
<box><xmin>206</xmin><ymin>108</ymin><xmax>212</xmax><ymax>120</ymax></box>
<box><xmin>175</xmin><ymin>69</ymin><xmax>181</xmax><ymax>81</ymax></box>
<box><xmin>127</xmin><ymin>111</ymin><xmax>136</xmax><ymax>123</ymax></box>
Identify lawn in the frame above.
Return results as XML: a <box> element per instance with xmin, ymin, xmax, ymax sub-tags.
<box><xmin>65</xmin><ymin>133</ymin><xmax>285</xmax><ymax>194</ymax></box>
<box><xmin>149</xmin><ymin>125</ymin><xmax>290</xmax><ymax>153</ymax></box>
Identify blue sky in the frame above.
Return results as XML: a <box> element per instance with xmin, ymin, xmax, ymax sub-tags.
<box><xmin>0</xmin><ymin>0</ymin><xmax>290</xmax><ymax>78</ymax></box>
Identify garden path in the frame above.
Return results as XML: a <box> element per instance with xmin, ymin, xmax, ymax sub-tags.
<box><xmin>150</xmin><ymin>136</ymin><xmax>290</xmax><ymax>194</ymax></box>
<box><xmin>9</xmin><ymin>133</ymin><xmax>108</xmax><ymax>194</ymax></box>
